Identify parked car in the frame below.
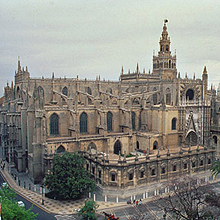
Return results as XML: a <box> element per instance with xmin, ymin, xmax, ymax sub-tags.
<box><xmin>17</xmin><ymin>201</ymin><xmax>25</xmax><ymax>207</ymax></box>
<box><xmin>1</xmin><ymin>182</ymin><xmax>8</xmax><ymax>188</ymax></box>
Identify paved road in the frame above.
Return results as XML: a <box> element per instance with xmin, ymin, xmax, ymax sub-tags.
<box><xmin>0</xmin><ymin>172</ymin><xmax>56</xmax><ymax>220</ymax></box>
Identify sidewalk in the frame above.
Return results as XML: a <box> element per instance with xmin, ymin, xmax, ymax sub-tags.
<box><xmin>0</xmin><ymin>162</ymin><xmax>219</xmax><ymax>215</ymax></box>
<box><xmin>0</xmin><ymin>163</ymin><xmax>126</xmax><ymax>214</ymax></box>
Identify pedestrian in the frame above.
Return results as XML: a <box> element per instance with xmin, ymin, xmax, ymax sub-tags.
<box><xmin>136</xmin><ymin>200</ymin><xmax>138</xmax><ymax>206</ymax></box>
<box><xmin>133</xmin><ymin>199</ymin><xmax>136</xmax><ymax>204</ymax></box>
<box><xmin>139</xmin><ymin>199</ymin><xmax>142</xmax><ymax>205</ymax></box>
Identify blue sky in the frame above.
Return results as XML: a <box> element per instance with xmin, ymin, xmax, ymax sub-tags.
<box><xmin>1</xmin><ymin>0</ymin><xmax>220</xmax><ymax>96</ymax></box>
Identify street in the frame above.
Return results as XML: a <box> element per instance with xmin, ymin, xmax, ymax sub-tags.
<box><xmin>0</xmin><ymin>173</ymin><xmax>56</xmax><ymax>220</ymax></box>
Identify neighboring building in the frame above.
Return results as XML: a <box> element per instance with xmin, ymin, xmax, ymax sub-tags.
<box><xmin>0</xmin><ymin>21</ymin><xmax>216</xmax><ymax>189</ymax></box>
<box><xmin>210</xmin><ymin>83</ymin><xmax>220</xmax><ymax>157</ymax></box>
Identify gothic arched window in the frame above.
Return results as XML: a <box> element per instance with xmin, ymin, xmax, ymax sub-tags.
<box><xmin>114</xmin><ymin>140</ymin><xmax>122</xmax><ymax>155</ymax></box>
<box><xmin>107</xmin><ymin>111</ymin><xmax>113</xmax><ymax>132</ymax></box>
<box><xmin>186</xmin><ymin>89</ymin><xmax>194</xmax><ymax>100</ymax></box>
<box><xmin>172</xmin><ymin>118</ymin><xmax>177</xmax><ymax>130</ymax></box>
<box><xmin>136</xmin><ymin>141</ymin><xmax>139</xmax><ymax>150</ymax></box>
<box><xmin>166</xmin><ymin>88</ymin><xmax>171</xmax><ymax>105</ymax></box>
<box><xmin>50</xmin><ymin>113</ymin><xmax>59</xmax><ymax>135</ymax></box>
<box><xmin>131</xmin><ymin>111</ymin><xmax>136</xmax><ymax>130</ymax></box>
<box><xmin>153</xmin><ymin>87</ymin><xmax>157</xmax><ymax>105</ymax></box>
<box><xmin>56</xmin><ymin>145</ymin><xmax>65</xmax><ymax>154</ymax></box>
<box><xmin>87</xmin><ymin>87</ymin><xmax>92</xmax><ymax>104</ymax></box>
<box><xmin>62</xmin><ymin>87</ymin><xmax>68</xmax><ymax>96</ymax></box>
<box><xmin>62</xmin><ymin>86</ymin><xmax>68</xmax><ymax>102</ymax></box>
<box><xmin>80</xmin><ymin>112</ymin><xmax>88</xmax><ymax>133</ymax></box>
<box><xmin>213</xmin><ymin>136</ymin><xmax>217</xmax><ymax>145</ymax></box>
<box><xmin>87</xmin><ymin>87</ymin><xmax>92</xmax><ymax>95</ymax></box>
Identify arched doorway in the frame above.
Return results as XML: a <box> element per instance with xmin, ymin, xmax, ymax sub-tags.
<box><xmin>114</xmin><ymin>140</ymin><xmax>122</xmax><ymax>155</ymax></box>
<box><xmin>186</xmin><ymin>131</ymin><xmax>197</xmax><ymax>146</ymax></box>
<box><xmin>153</xmin><ymin>141</ymin><xmax>158</xmax><ymax>150</ymax></box>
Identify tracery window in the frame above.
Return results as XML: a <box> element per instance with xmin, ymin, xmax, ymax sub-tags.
<box><xmin>107</xmin><ymin>111</ymin><xmax>113</xmax><ymax>132</ymax></box>
<box><xmin>131</xmin><ymin>112</ymin><xmax>136</xmax><ymax>130</ymax></box>
<box><xmin>80</xmin><ymin>112</ymin><xmax>88</xmax><ymax>133</ymax></box>
<box><xmin>50</xmin><ymin>113</ymin><xmax>59</xmax><ymax>135</ymax></box>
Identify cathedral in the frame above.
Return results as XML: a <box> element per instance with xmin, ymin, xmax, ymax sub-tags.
<box><xmin>0</xmin><ymin>21</ymin><xmax>218</xmax><ymax>190</ymax></box>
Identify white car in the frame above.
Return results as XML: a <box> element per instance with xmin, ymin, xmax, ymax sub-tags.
<box><xmin>1</xmin><ymin>182</ymin><xmax>8</xmax><ymax>188</ymax></box>
<box><xmin>17</xmin><ymin>201</ymin><xmax>25</xmax><ymax>207</ymax></box>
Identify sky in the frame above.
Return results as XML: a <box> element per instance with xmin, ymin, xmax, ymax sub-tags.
<box><xmin>1</xmin><ymin>0</ymin><xmax>220</xmax><ymax>97</ymax></box>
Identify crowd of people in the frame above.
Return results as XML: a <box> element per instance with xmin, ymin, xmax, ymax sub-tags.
<box><xmin>127</xmin><ymin>199</ymin><xmax>142</xmax><ymax>206</ymax></box>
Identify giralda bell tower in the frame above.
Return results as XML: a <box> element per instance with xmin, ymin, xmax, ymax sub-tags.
<box><xmin>152</xmin><ymin>19</ymin><xmax>177</xmax><ymax>80</ymax></box>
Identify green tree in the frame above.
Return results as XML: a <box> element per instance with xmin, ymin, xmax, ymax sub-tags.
<box><xmin>211</xmin><ymin>160</ymin><xmax>220</xmax><ymax>178</ymax></box>
<box><xmin>44</xmin><ymin>152</ymin><xmax>96</xmax><ymax>200</ymax></box>
<box><xmin>0</xmin><ymin>187</ymin><xmax>37</xmax><ymax>220</ymax></box>
<box><xmin>78</xmin><ymin>199</ymin><xmax>98</xmax><ymax>220</ymax></box>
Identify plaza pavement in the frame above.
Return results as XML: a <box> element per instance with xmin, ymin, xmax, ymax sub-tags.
<box><xmin>0</xmin><ymin>161</ymin><xmax>219</xmax><ymax>215</ymax></box>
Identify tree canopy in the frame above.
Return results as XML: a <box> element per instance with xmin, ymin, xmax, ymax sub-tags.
<box><xmin>158</xmin><ymin>176</ymin><xmax>220</xmax><ymax>220</ymax></box>
<box><xmin>44</xmin><ymin>152</ymin><xmax>96</xmax><ymax>200</ymax></box>
<box><xmin>0</xmin><ymin>187</ymin><xmax>37</xmax><ymax>220</ymax></box>
<box><xmin>211</xmin><ymin>160</ymin><xmax>220</xmax><ymax>178</ymax></box>
<box><xmin>78</xmin><ymin>199</ymin><xmax>99</xmax><ymax>220</ymax></box>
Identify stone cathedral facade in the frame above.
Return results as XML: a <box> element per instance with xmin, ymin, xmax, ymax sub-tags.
<box><xmin>0</xmin><ymin>21</ymin><xmax>217</xmax><ymax>189</ymax></box>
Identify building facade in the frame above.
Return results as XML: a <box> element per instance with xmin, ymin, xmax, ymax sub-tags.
<box><xmin>0</xmin><ymin>21</ymin><xmax>216</xmax><ymax>188</ymax></box>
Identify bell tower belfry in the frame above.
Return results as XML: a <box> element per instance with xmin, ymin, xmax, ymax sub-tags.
<box><xmin>152</xmin><ymin>19</ymin><xmax>177</xmax><ymax>80</ymax></box>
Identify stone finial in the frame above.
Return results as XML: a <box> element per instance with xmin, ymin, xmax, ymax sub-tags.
<box><xmin>123</xmin><ymin>151</ymin><xmax>126</xmax><ymax>162</ymax></box>
<box><xmin>143</xmin><ymin>68</ymin><xmax>145</xmax><ymax>74</ymax></box>
<box><xmin>136</xmin><ymin>63</ymin><xmax>139</xmax><ymax>73</ymax></box>
<box><xmin>52</xmin><ymin>72</ymin><xmax>54</xmax><ymax>79</ymax></box>
<box><xmin>179</xmin><ymin>145</ymin><xmax>183</xmax><ymax>154</ymax></box>
<box><xmin>26</xmin><ymin>66</ymin><xmax>28</xmax><ymax>72</ymax></box>
<box><xmin>157</xmin><ymin>149</ymin><xmax>160</xmax><ymax>158</ymax></box>
<box><xmin>135</xmin><ymin>151</ymin><xmax>138</xmax><ymax>161</ymax></box>
<box><xmin>146</xmin><ymin>148</ymin><xmax>150</xmax><ymax>160</ymax></box>
<box><xmin>178</xmin><ymin>72</ymin><xmax>180</xmax><ymax>78</ymax></box>
<box><xmin>77</xmin><ymin>75</ymin><xmax>79</xmax><ymax>81</ymax></box>
<box><xmin>193</xmin><ymin>73</ymin><xmax>195</xmax><ymax>80</ymax></box>
<box><xmin>185</xmin><ymin>72</ymin><xmax>187</xmax><ymax>78</ymax></box>
<box><xmin>18</xmin><ymin>57</ymin><xmax>21</xmax><ymax>72</ymax></box>
<box><xmin>121</xmin><ymin>66</ymin><xmax>124</xmax><ymax>75</ymax></box>
<box><xmin>188</xmin><ymin>141</ymin><xmax>191</xmax><ymax>153</ymax></box>
<box><xmin>118</xmin><ymin>151</ymin><xmax>121</xmax><ymax>161</ymax></box>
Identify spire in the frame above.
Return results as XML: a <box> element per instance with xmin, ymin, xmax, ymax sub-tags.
<box><xmin>161</xmin><ymin>19</ymin><xmax>169</xmax><ymax>41</ymax></box>
<box><xmin>136</xmin><ymin>63</ymin><xmax>139</xmax><ymax>73</ymax></box>
<box><xmin>203</xmin><ymin>66</ymin><xmax>207</xmax><ymax>74</ymax></box>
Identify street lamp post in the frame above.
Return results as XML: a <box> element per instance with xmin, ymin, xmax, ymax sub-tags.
<box><xmin>41</xmin><ymin>185</ymin><xmax>44</xmax><ymax>205</ymax></box>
